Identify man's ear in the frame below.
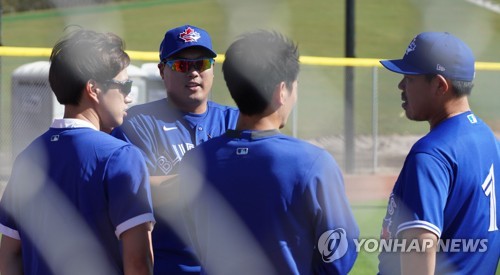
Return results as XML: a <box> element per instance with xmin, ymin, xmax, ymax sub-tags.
<box><xmin>87</xmin><ymin>80</ymin><xmax>99</xmax><ymax>102</ymax></box>
<box><xmin>272</xmin><ymin>81</ymin><xmax>287</xmax><ymax>107</ymax></box>
<box><xmin>435</xmin><ymin>74</ymin><xmax>450</xmax><ymax>95</ymax></box>
<box><xmin>158</xmin><ymin>63</ymin><xmax>165</xmax><ymax>80</ymax></box>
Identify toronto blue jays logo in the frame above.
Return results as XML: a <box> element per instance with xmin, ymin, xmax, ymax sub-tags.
<box><xmin>381</xmin><ymin>217</ymin><xmax>393</xmax><ymax>239</ymax></box>
<box><xmin>387</xmin><ymin>193</ymin><xmax>397</xmax><ymax>215</ymax></box>
<box><xmin>179</xmin><ymin>27</ymin><xmax>201</xmax><ymax>43</ymax></box>
<box><xmin>381</xmin><ymin>193</ymin><xmax>397</xmax><ymax>239</ymax></box>
<box><xmin>318</xmin><ymin>228</ymin><xmax>349</xmax><ymax>263</ymax></box>
<box><xmin>157</xmin><ymin>143</ymin><xmax>194</xmax><ymax>175</ymax></box>
<box><xmin>405</xmin><ymin>37</ymin><xmax>417</xmax><ymax>56</ymax></box>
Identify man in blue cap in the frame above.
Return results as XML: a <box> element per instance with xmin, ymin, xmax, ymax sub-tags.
<box><xmin>378</xmin><ymin>32</ymin><xmax>500</xmax><ymax>274</ymax></box>
<box><xmin>112</xmin><ymin>25</ymin><xmax>239</xmax><ymax>274</ymax></box>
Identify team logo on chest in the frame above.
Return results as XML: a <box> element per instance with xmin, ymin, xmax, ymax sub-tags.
<box><xmin>157</xmin><ymin>143</ymin><xmax>195</xmax><ymax>175</ymax></box>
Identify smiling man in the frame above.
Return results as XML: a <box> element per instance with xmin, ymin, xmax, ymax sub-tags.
<box><xmin>112</xmin><ymin>25</ymin><xmax>239</xmax><ymax>274</ymax></box>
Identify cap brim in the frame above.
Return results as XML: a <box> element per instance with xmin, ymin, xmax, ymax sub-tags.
<box><xmin>380</xmin><ymin>59</ymin><xmax>424</xmax><ymax>75</ymax></box>
<box><xmin>164</xmin><ymin>45</ymin><xmax>217</xmax><ymax>60</ymax></box>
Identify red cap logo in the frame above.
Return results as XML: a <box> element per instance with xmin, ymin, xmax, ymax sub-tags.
<box><xmin>179</xmin><ymin>27</ymin><xmax>201</xmax><ymax>43</ymax></box>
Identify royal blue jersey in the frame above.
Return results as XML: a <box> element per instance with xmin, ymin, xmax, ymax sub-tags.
<box><xmin>0</xmin><ymin>119</ymin><xmax>155</xmax><ymax>275</ymax></box>
<box><xmin>179</xmin><ymin>130</ymin><xmax>359</xmax><ymax>275</ymax></box>
<box><xmin>112</xmin><ymin>98</ymin><xmax>239</xmax><ymax>274</ymax></box>
<box><xmin>378</xmin><ymin>112</ymin><xmax>500</xmax><ymax>274</ymax></box>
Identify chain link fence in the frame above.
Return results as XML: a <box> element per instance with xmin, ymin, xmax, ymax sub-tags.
<box><xmin>2</xmin><ymin>52</ymin><xmax>500</xmax><ymax>187</ymax></box>
<box><xmin>0</xmin><ymin>56</ymin><xmax>166</xmax><ymax>186</ymax></box>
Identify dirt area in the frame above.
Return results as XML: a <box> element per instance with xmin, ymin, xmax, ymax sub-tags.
<box><xmin>308</xmin><ymin>134</ymin><xmax>422</xmax><ymax>203</ymax></box>
<box><xmin>310</xmin><ymin>132</ymin><xmax>500</xmax><ymax>203</ymax></box>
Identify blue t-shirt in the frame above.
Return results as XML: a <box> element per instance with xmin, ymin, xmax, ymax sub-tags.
<box><xmin>378</xmin><ymin>112</ymin><xmax>500</xmax><ymax>274</ymax></box>
<box><xmin>0</xmin><ymin>119</ymin><xmax>155</xmax><ymax>275</ymax></box>
<box><xmin>112</xmin><ymin>98</ymin><xmax>239</xmax><ymax>274</ymax></box>
<box><xmin>179</xmin><ymin>130</ymin><xmax>359</xmax><ymax>274</ymax></box>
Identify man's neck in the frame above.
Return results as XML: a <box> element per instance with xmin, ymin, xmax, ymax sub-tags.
<box><xmin>429</xmin><ymin>97</ymin><xmax>470</xmax><ymax>130</ymax></box>
<box><xmin>236</xmin><ymin>113</ymin><xmax>281</xmax><ymax>131</ymax></box>
<box><xmin>167</xmin><ymin>98</ymin><xmax>208</xmax><ymax>114</ymax></box>
<box><xmin>63</xmin><ymin>106</ymin><xmax>100</xmax><ymax>130</ymax></box>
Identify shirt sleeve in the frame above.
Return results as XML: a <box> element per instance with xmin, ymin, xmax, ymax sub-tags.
<box><xmin>0</xmin><ymin>153</ymin><xmax>29</xmax><ymax>240</ymax></box>
<box><xmin>111</xmin><ymin>118</ymin><xmax>158</xmax><ymax>174</ymax></box>
<box><xmin>0</xmin><ymin>179</ymin><xmax>21</xmax><ymax>240</ymax></box>
<box><xmin>307</xmin><ymin>151</ymin><xmax>360</xmax><ymax>275</ymax></box>
<box><xmin>104</xmin><ymin>145</ymin><xmax>155</xmax><ymax>238</ymax></box>
<box><xmin>395</xmin><ymin>152</ymin><xmax>450</xmax><ymax>238</ymax></box>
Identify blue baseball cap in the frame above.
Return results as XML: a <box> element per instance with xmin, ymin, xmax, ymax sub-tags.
<box><xmin>159</xmin><ymin>25</ymin><xmax>217</xmax><ymax>60</ymax></box>
<box><xmin>380</xmin><ymin>32</ymin><xmax>475</xmax><ymax>81</ymax></box>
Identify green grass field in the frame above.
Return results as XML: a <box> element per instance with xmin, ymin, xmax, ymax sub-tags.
<box><xmin>2</xmin><ymin>0</ymin><xmax>500</xmax><ymax>138</ymax></box>
<box><xmin>0</xmin><ymin>201</ymin><xmax>497</xmax><ymax>274</ymax></box>
<box><xmin>1</xmin><ymin>0</ymin><xmax>500</xmax><ymax>273</ymax></box>
<box><xmin>350</xmin><ymin>201</ymin><xmax>388</xmax><ymax>274</ymax></box>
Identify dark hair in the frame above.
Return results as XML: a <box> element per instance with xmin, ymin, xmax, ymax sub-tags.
<box><xmin>48</xmin><ymin>28</ymin><xmax>130</xmax><ymax>105</ymax></box>
<box><xmin>222</xmin><ymin>30</ymin><xmax>299</xmax><ymax>115</ymax></box>
<box><xmin>425</xmin><ymin>73</ymin><xmax>473</xmax><ymax>96</ymax></box>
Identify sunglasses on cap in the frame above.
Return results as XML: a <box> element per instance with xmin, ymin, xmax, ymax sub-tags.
<box><xmin>163</xmin><ymin>58</ymin><xmax>215</xmax><ymax>73</ymax></box>
<box><xmin>102</xmin><ymin>79</ymin><xmax>133</xmax><ymax>97</ymax></box>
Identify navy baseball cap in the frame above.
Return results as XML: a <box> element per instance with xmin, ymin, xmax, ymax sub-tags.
<box><xmin>159</xmin><ymin>25</ymin><xmax>217</xmax><ymax>61</ymax></box>
<box><xmin>380</xmin><ymin>32</ymin><xmax>475</xmax><ymax>81</ymax></box>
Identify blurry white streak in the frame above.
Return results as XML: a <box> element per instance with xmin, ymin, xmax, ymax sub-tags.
<box><xmin>153</xmin><ymin>163</ymin><xmax>277</xmax><ymax>275</ymax></box>
<box><xmin>466</xmin><ymin>0</ymin><xmax>500</xmax><ymax>13</ymax></box>
<box><xmin>49</xmin><ymin>0</ymin><xmax>125</xmax><ymax>35</ymax></box>
<box><xmin>5</xmin><ymin>149</ymin><xmax>115</xmax><ymax>274</ymax></box>
<box><xmin>410</xmin><ymin>0</ymin><xmax>493</xmax><ymax>61</ymax></box>
<box><xmin>216</xmin><ymin>0</ymin><xmax>291</xmax><ymax>43</ymax></box>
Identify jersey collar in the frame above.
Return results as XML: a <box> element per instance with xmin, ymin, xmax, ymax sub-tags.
<box><xmin>226</xmin><ymin>129</ymin><xmax>280</xmax><ymax>139</ymax></box>
<box><xmin>50</xmin><ymin>118</ymin><xmax>98</xmax><ymax>131</ymax></box>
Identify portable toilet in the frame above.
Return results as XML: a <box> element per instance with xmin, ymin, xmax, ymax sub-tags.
<box><xmin>141</xmin><ymin>63</ymin><xmax>165</xmax><ymax>102</ymax></box>
<box><xmin>11</xmin><ymin>61</ymin><xmax>61</xmax><ymax>160</ymax></box>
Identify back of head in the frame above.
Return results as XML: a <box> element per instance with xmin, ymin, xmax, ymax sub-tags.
<box><xmin>222</xmin><ymin>30</ymin><xmax>299</xmax><ymax>115</ymax></box>
<box><xmin>48</xmin><ymin>28</ymin><xmax>130</xmax><ymax>105</ymax></box>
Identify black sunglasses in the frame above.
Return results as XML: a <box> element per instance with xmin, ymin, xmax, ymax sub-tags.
<box><xmin>102</xmin><ymin>79</ymin><xmax>133</xmax><ymax>96</ymax></box>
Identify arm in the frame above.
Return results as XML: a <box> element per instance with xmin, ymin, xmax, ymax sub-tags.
<box><xmin>121</xmin><ymin>222</ymin><xmax>154</xmax><ymax>275</ymax></box>
<box><xmin>311</xmin><ymin>152</ymin><xmax>359</xmax><ymax>274</ymax></box>
<box><xmin>0</xmin><ymin>235</ymin><xmax>23</xmax><ymax>275</ymax></box>
<box><xmin>394</xmin><ymin>153</ymin><xmax>447</xmax><ymax>275</ymax></box>
<box><xmin>150</xmin><ymin>175</ymin><xmax>179</xmax><ymax>207</ymax></box>
<box><xmin>150</xmin><ymin>175</ymin><xmax>177</xmax><ymax>187</ymax></box>
<box><xmin>400</xmin><ymin>228</ymin><xmax>438</xmax><ymax>275</ymax></box>
<box><xmin>105</xmin><ymin>146</ymin><xmax>155</xmax><ymax>274</ymax></box>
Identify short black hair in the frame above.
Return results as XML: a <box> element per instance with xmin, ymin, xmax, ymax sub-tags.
<box><xmin>222</xmin><ymin>30</ymin><xmax>299</xmax><ymax>115</ymax></box>
<box><xmin>49</xmin><ymin>28</ymin><xmax>130</xmax><ymax>105</ymax></box>
<box><xmin>425</xmin><ymin>73</ymin><xmax>474</xmax><ymax>96</ymax></box>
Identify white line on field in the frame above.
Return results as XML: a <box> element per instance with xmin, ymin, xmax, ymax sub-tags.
<box><xmin>466</xmin><ymin>0</ymin><xmax>500</xmax><ymax>13</ymax></box>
